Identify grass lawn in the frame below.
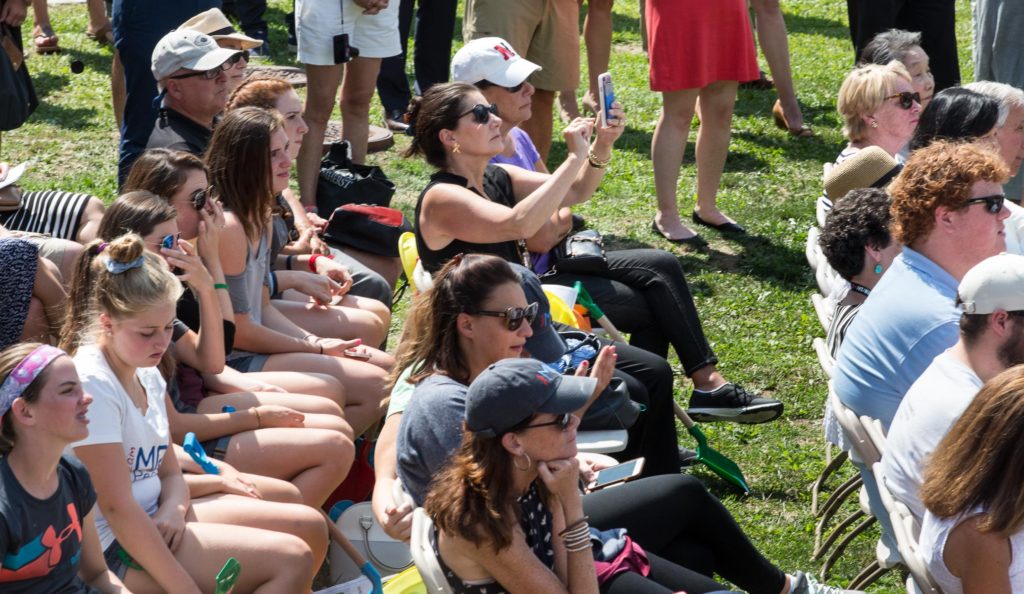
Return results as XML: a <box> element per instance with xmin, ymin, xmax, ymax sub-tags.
<box><xmin>3</xmin><ymin>0</ymin><xmax>979</xmax><ymax>591</ymax></box>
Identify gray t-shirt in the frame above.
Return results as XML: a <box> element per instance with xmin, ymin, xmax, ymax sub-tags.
<box><xmin>396</xmin><ymin>374</ymin><xmax>468</xmax><ymax>505</ymax></box>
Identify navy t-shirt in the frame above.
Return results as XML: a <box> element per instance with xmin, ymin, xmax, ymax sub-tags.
<box><xmin>0</xmin><ymin>455</ymin><xmax>99</xmax><ymax>593</ymax></box>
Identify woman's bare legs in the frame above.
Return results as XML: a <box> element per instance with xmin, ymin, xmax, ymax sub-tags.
<box><xmin>190</xmin><ymin>494</ymin><xmax>329</xmax><ymax>570</ymax></box>
<box><xmin>582</xmin><ymin>0</ymin><xmax>613</xmax><ymax>113</ymax></box>
<box><xmin>197</xmin><ymin>394</ymin><xmax>351</xmax><ymax>433</ymax></box>
<box><xmin>340</xmin><ymin>57</ymin><xmax>383</xmax><ymax>164</ymax></box>
<box><xmin>30</xmin><ymin>0</ymin><xmax>58</xmax><ymax>49</ymax></box>
<box><xmin>262</xmin><ymin>353</ymin><xmax>387</xmax><ymax>435</ymax></box>
<box><xmin>693</xmin><ymin>80</ymin><xmax>740</xmax><ymax>226</ymax></box>
<box><xmin>750</xmin><ymin>0</ymin><xmax>806</xmax><ymax>130</ymax></box>
<box><xmin>652</xmin><ymin>88</ymin><xmax>701</xmax><ymax>240</ymax></box>
<box><xmin>239</xmin><ymin>371</ymin><xmax>345</xmax><ymax>402</ymax></box>
<box><xmin>299</xmin><ymin>64</ymin><xmax>344</xmax><ymax>204</ymax></box>
<box><xmin>112</xmin><ymin>52</ymin><xmax>126</xmax><ymax>129</ymax></box>
<box><xmin>122</xmin><ymin>522</ymin><xmax>315</xmax><ymax>593</ymax></box>
<box><xmin>223</xmin><ymin>427</ymin><xmax>354</xmax><ymax>507</ymax></box>
<box><xmin>274</xmin><ymin>299</ymin><xmax>390</xmax><ymax>350</ymax></box>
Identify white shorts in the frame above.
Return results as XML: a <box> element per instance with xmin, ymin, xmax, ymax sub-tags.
<box><xmin>295</xmin><ymin>0</ymin><xmax>401</xmax><ymax>64</ymax></box>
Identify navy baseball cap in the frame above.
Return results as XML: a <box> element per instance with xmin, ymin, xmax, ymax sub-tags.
<box><xmin>512</xmin><ymin>264</ymin><xmax>568</xmax><ymax>363</ymax></box>
<box><xmin>466</xmin><ymin>358</ymin><xmax>595</xmax><ymax>438</ymax></box>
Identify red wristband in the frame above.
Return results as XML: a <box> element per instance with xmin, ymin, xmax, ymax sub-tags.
<box><xmin>308</xmin><ymin>253</ymin><xmax>334</xmax><ymax>273</ymax></box>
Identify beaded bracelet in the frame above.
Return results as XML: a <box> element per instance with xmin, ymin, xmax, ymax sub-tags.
<box><xmin>587</xmin><ymin>149</ymin><xmax>611</xmax><ymax>169</ymax></box>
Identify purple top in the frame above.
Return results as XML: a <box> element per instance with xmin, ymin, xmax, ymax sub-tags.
<box><xmin>489</xmin><ymin>128</ymin><xmax>553</xmax><ymax>273</ymax></box>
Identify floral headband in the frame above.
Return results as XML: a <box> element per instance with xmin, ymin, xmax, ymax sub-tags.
<box><xmin>0</xmin><ymin>345</ymin><xmax>66</xmax><ymax>418</ymax></box>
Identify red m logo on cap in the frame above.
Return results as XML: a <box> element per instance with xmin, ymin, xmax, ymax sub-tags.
<box><xmin>493</xmin><ymin>43</ymin><xmax>515</xmax><ymax>61</ymax></box>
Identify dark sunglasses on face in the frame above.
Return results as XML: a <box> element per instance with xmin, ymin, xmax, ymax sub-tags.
<box><xmin>465</xmin><ymin>301</ymin><xmax>538</xmax><ymax>331</ymax></box>
<box><xmin>190</xmin><ymin>187</ymin><xmax>208</xmax><ymax>211</ymax></box>
<box><xmin>964</xmin><ymin>193</ymin><xmax>1005</xmax><ymax>214</ymax></box>
<box><xmin>884</xmin><ymin>91</ymin><xmax>922</xmax><ymax>110</ymax></box>
<box><xmin>149</xmin><ymin>232</ymin><xmax>181</xmax><ymax>250</ymax></box>
<box><xmin>522</xmin><ymin>412</ymin><xmax>572</xmax><ymax>432</ymax></box>
<box><xmin>459</xmin><ymin>103</ymin><xmax>500</xmax><ymax>124</ymax></box>
<box><xmin>169</xmin><ymin>53</ymin><xmax>244</xmax><ymax>80</ymax></box>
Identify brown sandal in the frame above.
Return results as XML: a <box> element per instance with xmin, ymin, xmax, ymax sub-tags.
<box><xmin>86</xmin><ymin>22</ymin><xmax>114</xmax><ymax>46</ymax></box>
<box><xmin>772</xmin><ymin>99</ymin><xmax>814</xmax><ymax>138</ymax></box>
<box><xmin>32</xmin><ymin>27</ymin><xmax>61</xmax><ymax>54</ymax></box>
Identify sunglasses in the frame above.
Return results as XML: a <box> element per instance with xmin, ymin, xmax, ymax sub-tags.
<box><xmin>170</xmin><ymin>53</ymin><xmax>245</xmax><ymax>80</ymax></box>
<box><xmin>465</xmin><ymin>302</ymin><xmax>538</xmax><ymax>331</ymax></box>
<box><xmin>499</xmin><ymin>81</ymin><xmax>525</xmax><ymax>93</ymax></box>
<box><xmin>522</xmin><ymin>412</ymin><xmax>572</xmax><ymax>432</ymax></box>
<box><xmin>884</xmin><ymin>91</ymin><xmax>922</xmax><ymax>110</ymax></box>
<box><xmin>964</xmin><ymin>193</ymin><xmax>1005</xmax><ymax>214</ymax></box>
<box><xmin>459</xmin><ymin>103</ymin><xmax>499</xmax><ymax>124</ymax></box>
<box><xmin>190</xmin><ymin>187</ymin><xmax>209</xmax><ymax>211</ymax></box>
<box><xmin>149</xmin><ymin>232</ymin><xmax>181</xmax><ymax>250</ymax></box>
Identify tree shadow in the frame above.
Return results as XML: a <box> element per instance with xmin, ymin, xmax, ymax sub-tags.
<box><xmin>28</xmin><ymin>71</ymin><xmax>99</xmax><ymax>129</ymax></box>
<box><xmin>785</xmin><ymin>12</ymin><xmax>850</xmax><ymax>40</ymax></box>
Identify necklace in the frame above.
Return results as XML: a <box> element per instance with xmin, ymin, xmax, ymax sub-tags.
<box><xmin>849</xmin><ymin>282</ymin><xmax>871</xmax><ymax>297</ymax></box>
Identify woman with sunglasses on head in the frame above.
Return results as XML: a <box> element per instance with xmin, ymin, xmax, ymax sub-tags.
<box><xmin>0</xmin><ymin>343</ymin><xmax>128</xmax><ymax>593</ymax></box>
<box><xmin>97</xmin><ymin>192</ymin><xmax>355</xmax><ymax>505</ymax></box>
<box><xmin>63</xmin><ymin>233</ymin><xmax>319</xmax><ymax>593</ymax></box>
<box><xmin>226</xmin><ymin>76</ymin><xmax>395</xmax><ymax>323</ymax></box>
<box><xmin>409</xmin><ymin>78</ymin><xmax>783</xmax><ymax>424</ymax></box>
<box><xmin>206</xmin><ymin>107</ymin><xmax>389</xmax><ymax>436</ymax></box>
<box><xmin>821</xmin><ymin>62</ymin><xmax>922</xmax><ymax>214</ymax></box>
<box><xmin>374</xmin><ymin>254</ymin><xmax>852</xmax><ymax>594</ymax></box>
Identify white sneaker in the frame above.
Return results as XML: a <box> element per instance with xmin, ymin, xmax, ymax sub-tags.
<box><xmin>790</xmin><ymin>572</ymin><xmax>865</xmax><ymax>594</ymax></box>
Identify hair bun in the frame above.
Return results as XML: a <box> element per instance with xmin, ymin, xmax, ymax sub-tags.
<box><xmin>105</xmin><ymin>233</ymin><xmax>145</xmax><ymax>265</ymax></box>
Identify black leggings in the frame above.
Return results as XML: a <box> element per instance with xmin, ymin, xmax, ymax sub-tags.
<box><xmin>583</xmin><ymin>475</ymin><xmax>787</xmax><ymax>594</ymax></box>
<box><xmin>548</xmin><ymin>248</ymin><xmax>718</xmax><ymax>376</ymax></box>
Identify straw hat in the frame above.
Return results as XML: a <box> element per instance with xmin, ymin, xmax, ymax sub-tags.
<box><xmin>180</xmin><ymin>8</ymin><xmax>263</xmax><ymax>50</ymax></box>
<box><xmin>824</xmin><ymin>146</ymin><xmax>902</xmax><ymax>202</ymax></box>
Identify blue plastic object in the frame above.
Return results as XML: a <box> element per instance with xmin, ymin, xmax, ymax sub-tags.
<box><xmin>361</xmin><ymin>561</ymin><xmax>383</xmax><ymax>594</ymax></box>
<box><xmin>222</xmin><ymin>406</ymin><xmax>236</xmax><ymax>413</ymax></box>
<box><xmin>183</xmin><ymin>432</ymin><xmax>219</xmax><ymax>474</ymax></box>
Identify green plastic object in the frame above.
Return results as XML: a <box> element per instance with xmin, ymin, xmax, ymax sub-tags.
<box><xmin>573</xmin><ymin>281</ymin><xmax>605</xmax><ymax>320</ymax></box>
<box><xmin>674</xmin><ymin>402</ymin><xmax>750</xmax><ymax>494</ymax></box>
<box><xmin>215</xmin><ymin>557</ymin><xmax>241</xmax><ymax>594</ymax></box>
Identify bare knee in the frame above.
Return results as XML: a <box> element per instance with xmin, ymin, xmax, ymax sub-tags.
<box><xmin>273</xmin><ymin>533</ymin><xmax>317</xmax><ymax>585</ymax></box>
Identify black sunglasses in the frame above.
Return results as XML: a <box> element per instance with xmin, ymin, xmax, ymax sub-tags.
<box><xmin>170</xmin><ymin>53</ymin><xmax>245</xmax><ymax>80</ymax></box>
<box><xmin>884</xmin><ymin>91</ymin><xmax>922</xmax><ymax>110</ymax></box>
<box><xmin>465</xmin><ymin>302</ymin><xmax>538</xmax><ymax>331</ymax></box>
<box><xmin>964</xmin><ymin>193</ymin><xmax>1005</xmax><ymax>214</ymax></box>
<box><xmin>190</xmin><ymin>187</ymin><xmax>209</xmax><ymax>211</ymax></box>
<box><xmin>459</xmin><ymin>103</ymin><xmax>499</xmax><ymax>124</ymax></box>
<box><xmin>476</xmin><ymin>79</ymin><xmax>526</xmax><ymax>94</ymax></box>
<box><xmin>522</xmin><ymin>412</ymin><xmax>572</xmax><ymax>432</ymax></box>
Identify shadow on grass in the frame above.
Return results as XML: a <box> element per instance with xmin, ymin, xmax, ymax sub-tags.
<box><xmin>29</xmin><ymin>71</ymin><xmax>99</xmax><ymax>129</ymax></box>
<box><xmin>785</xmin><ymin>12</ymin><xmax>849</xmax><ymax>39</ymax></box>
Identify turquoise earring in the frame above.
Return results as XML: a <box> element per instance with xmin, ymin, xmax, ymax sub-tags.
<box><xmin>874</xmin><ymin>263</ymin><xmax>883</xmax><ymax>274</ymax></box>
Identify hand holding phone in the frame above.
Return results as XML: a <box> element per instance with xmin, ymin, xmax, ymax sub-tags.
<box><xmin>597</xmin><ymin>72</ymin><xmax>615</xmax><ymax>128</ymax></box>
<box><xmin>589</xmin><ymin>457</ymin><xmax>644</xmax><ymax>490</ymax></box>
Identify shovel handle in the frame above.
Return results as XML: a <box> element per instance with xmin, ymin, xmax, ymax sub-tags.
<box><xmin>595</xmin><ymin>315</ymin><xmax>627</xmax><ymax>343</ymax></box>
<box><xmin>322</xmin><ymin>510</ymin><xmax>368</xmax><ymax>567</ymax></box>
<box><xmin>673</xmin><ymin>401</ymin><xmax>696</xmax><ymax>429</ymax></box>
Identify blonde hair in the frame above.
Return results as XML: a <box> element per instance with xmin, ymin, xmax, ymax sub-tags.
<box><xmin>59</xmin><ymin>234</ymin><xmax>183</xmax><ymax>354</ymax></box>
<box><xmin>837</xmin><ymin>61</ymin><xmax>912</xmax><ymax>143</ymax></box>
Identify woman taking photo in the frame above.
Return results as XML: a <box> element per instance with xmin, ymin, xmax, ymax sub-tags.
<box><xmin>409</xmin><ymin>80</ymin><xmax>781</xmax><ymax>424</ymax></box>
<box><xmin>206</xmin><ymin>107</ymin><xmax>388</xmax><ymax>436</ymax></box>
<box><xmin>63</xmin><ymin>234</ymin><xmax>318</xmax><ymax>593</ymax></box>
<box><xmin>0</xmin><ymin>343</ymin><xmax>126</xmax><ymax>592</ymax></box>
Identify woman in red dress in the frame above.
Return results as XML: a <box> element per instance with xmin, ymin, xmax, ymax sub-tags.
<box><xmin>649</xmin><ymin>0</ymin><xmax>759</xmax><ymax>245</ymax></box>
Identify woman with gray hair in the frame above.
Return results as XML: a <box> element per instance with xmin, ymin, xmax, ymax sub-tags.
<box><xmin>964</xmin><ymin>81</ymin><xmax>1024</xmax><ymax>203</ymax></box>
<box><xmin>859</xmin><ymin>29</ymin><xmax>936</xmax><ymax>109</ymax></box>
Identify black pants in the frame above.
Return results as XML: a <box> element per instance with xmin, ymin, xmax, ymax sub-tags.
<box><xmin>548</xmin><ymin>249</ymin><xmax>718</xmax><ymax>377</ymax></box>
<box><xmin>602</xmin><ymin>339</ymin><xmax>680</xmax><ymax>477</ymax></box>
<box><xmin>222</xmin><ymin>0</ymin><xmax>268</xmax><ymax>34</ymax></box>
<box><xmin>375</xmin><ymin>0</ymin><xmax>457</xmax><ymax>114</ymax></box>
<box><xmin>584</xmin><ymin>475</ymin><xmax>787</xmax><ymax>594</ymax></box>
<box><xmin>846</xmin><ymin>0</ymin><xmax>959</xmax><ymax>90</ymax></box>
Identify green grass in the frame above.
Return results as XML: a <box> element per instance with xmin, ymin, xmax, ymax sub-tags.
<box><xmin>4</xmin><ymin>0</ymin><xmax>979</xmax><ymax>590</ymax></box>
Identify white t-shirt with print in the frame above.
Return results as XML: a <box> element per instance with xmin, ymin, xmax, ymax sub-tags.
<box><xmin>70</xmin><ymin>344</ymin><xmax>170</xmax><ymax>550</ymax></box>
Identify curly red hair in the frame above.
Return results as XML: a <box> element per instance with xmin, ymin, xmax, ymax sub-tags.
<box><xmin>890</xmin><ymin>141</ymin><xmax>1009</xmax><ymax>246</ymax></box>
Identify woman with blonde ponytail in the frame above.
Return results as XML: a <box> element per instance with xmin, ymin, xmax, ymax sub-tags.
<box><xmin>66</xmin><ymin>234</ymin><xmax>318</xmax><ymax>594</ymax></box>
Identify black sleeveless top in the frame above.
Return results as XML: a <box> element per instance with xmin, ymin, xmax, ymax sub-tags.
<box><xmin>414</xmin><ymin>166</ymin><xmax>529</xmax><ymax>273</ymax></box>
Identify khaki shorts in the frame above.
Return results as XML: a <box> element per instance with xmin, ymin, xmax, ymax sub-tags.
<box><xmin>463</xmin><ymin>0</ymin><xmax>580</xmax><ymax>92</ymax></box>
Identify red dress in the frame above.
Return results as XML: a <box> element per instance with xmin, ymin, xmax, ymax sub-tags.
<box><xmin>646</xmin><ymin>0</ymin><xmax>760</xmax><ymax>91</ymax></box>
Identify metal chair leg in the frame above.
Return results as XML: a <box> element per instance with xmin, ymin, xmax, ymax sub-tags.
<box><xmin>849</xmin><ymin>560</ymin><xmax>896</xmax><ymax>590</ymax></box>
<box><xmin>814</xmin><ymin>508</ymin><xmax>866</xmax><ymax>560</ymax></box>
<box><xmin>814</xmin><ymin>475</ymin><xmax>863</xmax><ymax>551</ymax></box>
<box><xmin>811</xmin><ymin>449</ymin><xmax>850</xmax><ymax>516</ymax></box>
<box><xmin>820</xmin><ymin>515</ymin><xmax>876</xmax><ymax>579</ymax></box>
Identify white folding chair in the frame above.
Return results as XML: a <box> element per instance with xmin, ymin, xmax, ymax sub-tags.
<box><xmin>806</xmin><ymin>226</ymin><xmax>822</xmax><ymax>270</ymax></box>
<box><xmin>872</xmin><ymin>466</ymin><xmax>944</xmax><ymax>594</ymax></box>
<box><xmin>576</xmin><ymin>429</ymin><xmax>628</xmax><ymax>454</ymax></box>
<box><xmin>409</xmin><ymin>508</ymin><xmax>455</xmax><ymax>594</ymax></box>
<box><xmin>812</xmin><ymin>337</ymin><xmax>834</xmax><ymax>379</ymax></box>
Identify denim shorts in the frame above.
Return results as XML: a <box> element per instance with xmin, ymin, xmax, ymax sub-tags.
<box><xmin>226</xmin><ymin>353</ymin><xmax>270</xmax><ymax>373</ymax></box>
<box><xmin>103</xmin><ymin>539</ymin><xmax>142</xmax><ymax>580</ymax></box>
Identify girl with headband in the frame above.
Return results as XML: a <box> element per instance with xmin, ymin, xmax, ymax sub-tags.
<box><xmin>0</xmin><ymin>342</ymin><xmax>127</xmax><ymax>592</ymax></box>
<box><xmin>63</xmin><ymin>233</ymin><xmax>317</xmax><ymax>593</ymax></box>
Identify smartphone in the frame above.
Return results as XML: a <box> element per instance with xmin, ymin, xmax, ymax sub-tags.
<box><xmin>590</xmin><ymin>457</ymin><xmax>644</xmax><ymax>490</ymax></box>
<box><xmin>597</xmin><ymin>72</ymin><xmax>615</xmax><ymax>127</ymax></box>
<box><xmin>344</xmin><ymin>348</ymin><xmax>372</xmax><ymax>361</ymax></box>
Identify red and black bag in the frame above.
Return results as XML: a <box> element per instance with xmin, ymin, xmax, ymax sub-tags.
<box><xmin>321</xmin><ymin>203</ymin><xmax>412</xmax><ymax>258</ymax></box>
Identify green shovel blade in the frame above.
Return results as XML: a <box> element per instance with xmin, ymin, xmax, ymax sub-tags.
<box><xmin>687</xmin><ymin>425</ymin><xmax>750</xmax><ymax>494</ymax></box>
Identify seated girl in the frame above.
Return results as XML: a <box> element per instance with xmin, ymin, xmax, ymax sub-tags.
<box><xmin>65</xmin><ymin>234</ymin><xmax>319</xmax><ymax>593</ymax></box>
<box><xmin>0</xmin><ymin>342</ymin><xmax>126</xmax><ymax>593</ymax></box>
<box><xmin>0</xmin><ymin>234</ymin><xmax>65</xmax><ymax>350</ymax></box>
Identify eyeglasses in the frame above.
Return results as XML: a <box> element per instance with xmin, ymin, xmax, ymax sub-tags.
<box><xmin>521</xmin><ymin>412</ymin><xmax>572</xmax><ymax>432</ymax></box>
<box><xmin>464</xmin><ymin>302</ymin><xmax>538</xmax><ymax>331</ymax></box>
<box><xmin>884</xmin><ymin>91</ymin><xmax>922</xmax><ymax>110</ymax></box>
<box><xmin>169</xmin><ymin>53</ymin><xmax>245</xmax><ymax>80</ymax></box>
<box><xmin>476</xmin><ymin>80</ymin><xmax>526</xmax><ymax>94</ymax></box>
<box><xmin>149</xmin><ymin>232</ymin><xmax>181</xmax><ymax>249</ymax></box>
<box><xmin>964</xmin><ymin>193</ymin><xmax>1006</xmax><ymax>214</ymax></box>
<box><xmin>190</xmin><ymin>187</ymin><xmax>211</xmax><ymax>211</ymax></box>
<box><xmin>459</xmin><ymin>103</ymin><xmax>499</xmax><ymax>124</ymax></box>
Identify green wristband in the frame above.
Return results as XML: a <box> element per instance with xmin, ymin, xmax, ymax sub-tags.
<box><xmin>214</xmin><ymin>283</ymin><xmax>229</xmax><ymax>291</ymax></box>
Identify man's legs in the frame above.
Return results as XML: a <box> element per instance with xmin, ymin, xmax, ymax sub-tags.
<box><xmin>298</xmin><ymin>64</ymin><xmax>344</xmax><ymax>204</ymax></box>
<box><xmin>412</xmin><ymin>0</ymin><xmax>457</xmax><ymax>93</ymax></box>
<box><xmin>376</xmin><ymin>0</ymin><xmax>415</xmax><ymax>115</ymax></box>
<box><xmin>340</xmin><ymin>57</ymin><xmax>384</xmax><ymax>164</ymax></box>
<box><xmin>898</xmin><ymin>0</ymin><xmax>959</xmax><ymax>90</ymax></box>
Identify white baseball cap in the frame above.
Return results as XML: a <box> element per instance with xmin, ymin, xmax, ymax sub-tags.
<box><xmin>958</xmin><ymin>253</ymin><xmax>1024</xmax><ymax>315</ymax></box>
<box><xmin>152</xmin><ymin>29</ymin><xmax>242</xmax><ymax>82</ymax></box>
<box><xmin>451</xmin><ymin>37</ymin><xmax>541</xmax><ymax>88</ymax></box>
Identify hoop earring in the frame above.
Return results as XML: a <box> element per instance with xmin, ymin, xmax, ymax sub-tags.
<box><xmin>513</xmin><ymin>452</ymin><xmax>532</xmax><ymax>471</ymax></box>
<box><xmin>452</xmin><ymin>142</ymin><xmax>462</xmax><ymax>154</ymax></box>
